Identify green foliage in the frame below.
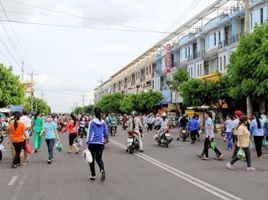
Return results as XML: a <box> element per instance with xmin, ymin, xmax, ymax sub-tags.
<box><xmin>120</xmin><ymin>94</ymin><xmax>136</xmax><ymax>114</ymax></box>
<box><xmin>228</xmin><ymin>21</ymin><xmax>268</xmax><ymax>101</ymax></box>
<box><xmin>24</xmin><ymin>97</ymin><xmax>51</xmax><ymax>114</ymax></box>
<box><xmin>179</xmin><ymin>75</ymin><xmax>232</xmax><ymax>108</ymax></box>
<box><xmin>73</xmin><ymin>105</ymin><xmax>95</xmax><ymax>115</ymax></box>
<box><xmin>0</xmin><ymin>64</ymin><xmax>25</xmax><ymax>107</ymax></box>
<box><xmin>95</xmin><ymin>92</ymin><xmax>124</xmax><ymax>113</ymax></box>
<box><xmin>166</xmin><ymin>68</ymin><xmax>189</xmax><ymax>92</ymax></box>
<box><xmin>120</xmin><ymin>90</ymin><xmax>163</xmax><ymax>114</ymax></box>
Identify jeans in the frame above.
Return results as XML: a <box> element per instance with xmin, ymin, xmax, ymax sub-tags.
<box><xmin>225</xmin><ymin>132</ymin><xmax>233</xmax><ymax>150</ymax></box>
<box><xmin>12</xmin><ymin>142</ymin><xmax>24</xmax><ymax>165</ymax></box>
<box><xmin>147</xmin><ymin>123</ymin><xmax>153</xmax><ymax>131</ymax></box>
<box><xmin>202</xmin><ymin>138</ymin><xmax>222</xmax><ymax>158</ymax></box>
<box><xmin>190</xmin><ymin>130</ymin><xmax>198</xmax><ymax>142</ymax></box>
<box><xmin>88</xmin><ymin>144</ymin><xmax>105</xmax><ymax>176</ymax></box>
<box><xmin>254</xmin><ymin>136</ymin><xmax>264</xmax><ymax>157</ymax></box>
<box><xmin>231</xmin><ymin>147</ymin><xmax>251</xmax><ymax>167</ymax></box>
<box><xmin>46</xmin><ymin>139</ymin><xmax>55</xmax><ymax>160</ymax></box>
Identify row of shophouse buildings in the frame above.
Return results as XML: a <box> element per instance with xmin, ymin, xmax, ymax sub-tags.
<box><xmin>94</xmin><ymin>0</ymin><xmax>268</xmax><ymax>112</ymax></box>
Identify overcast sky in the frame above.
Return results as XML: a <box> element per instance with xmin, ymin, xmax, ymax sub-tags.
<box><xmin>0</xmin><ymin>0</ymin><xmax>216</xmax><ymax>112</ymax></box>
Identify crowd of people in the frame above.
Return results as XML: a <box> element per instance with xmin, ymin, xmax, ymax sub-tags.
<box><xmin>1</xmin><ymin>107</ymin><xmax>268</xmax><ymax>184</ymax></box>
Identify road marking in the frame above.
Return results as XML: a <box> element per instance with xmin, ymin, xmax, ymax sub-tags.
<box><xmin>8</xmin><ymin>176</ymin><xmax>18</xmax><ymax>186</ymax></box>
<box><xmin>110</xmin><ymin>139</ymin><xmax>243</xmax><ymax>200</ymax></box>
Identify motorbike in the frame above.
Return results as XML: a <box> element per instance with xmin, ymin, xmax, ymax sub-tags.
<box><xmin>154</xmin><ymin>129</ymin><xmax>173</xmax><ymax>148</ymax></box>
<box><xmin>109</xmin><ymin>123</ymin><xmax>117</xmax><ymax>136</ymax></box>
<box><xmin>180</xmin><ymin>126</ymin><xmax>189</xmax><ymax>142</ymax></box>
<box><xmin>0</xmin><ymin>127</ymin><xmax>6</xmax><ymax>161</ymax></box>
<box><xmin>126</xmin><ymin>131</ymin><xmax>140</xmax><ymax>154</ymax></box>
<box><xmin>122</xmin><ymin>122</ymin><xmax>128</xmax><ymax>130</ymax></box>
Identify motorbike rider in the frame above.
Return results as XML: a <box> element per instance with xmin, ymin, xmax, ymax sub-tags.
<box><xmin>127</xmin><ymin>111</ymin><xmax>144</xmax><ymax>152</ymax></box>
<box><xmin>154</xmin><ymin>113</ymin><xmax>169</xmax><ymax>139</ymax></box>
<box><xmin>177</xmin><ymin>114</ymin><xmax>189</xmax><ymax>141</ymax></box>
<box><xmin>154</xmin><ymin>113</ymin><xmax>162</xmax><ymax>130</ymax></box>
<box><xmin>122</xmin><ymin>114</ymin><xmax>128</xmax><ymax>129</ymax></box>
<box><xmin>108</xmin><ymin>113</ymin><xmax>118</xmax><ymax>134</ymax></box>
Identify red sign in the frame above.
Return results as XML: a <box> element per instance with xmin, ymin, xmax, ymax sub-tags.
<box><xmin>165</xmin><ymin>44</ymin><xmax>172</xmax><ymax>74</ymax></box>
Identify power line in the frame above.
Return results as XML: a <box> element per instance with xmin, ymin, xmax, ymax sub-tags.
<box><xmin>0</xmin><ymin>0</ymin><xmax>34</xmax><ymax>72</ymax></box>
<box><xmin>8</xmin><ymin>0</ymin><xmax>168</xmax><ymax>33</ymax></box>
<box><xmin>0</xmin><ymin>19</ymin><xmax>169</xmax><ymax>34</ymax></box>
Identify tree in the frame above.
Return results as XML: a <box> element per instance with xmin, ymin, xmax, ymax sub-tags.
<box><xmin>24</xmin><ymin>97</ymin><xmax>51</xmax><ymax>114</ymax></box>
<box><xmin>95</xmin><ymin>92</ymin><xmax>124</xmax><ymax>113</ymax></box>
<box><xmin>0</xmin><ymin>64</ymin><xmax>25</xmax><ymax>107</ymax></box>
<box><xmin>179</xmin><ymin>76</ymin><xmax>233</xmax><ymax>122</ymax></box>
<box><xmin>228</xmin><ymin>21</ymin><xmax>268</xmax><ymax>102</ymax></box>
<box><xmin>73</xmin><ymin>105</ymin><xmax>95</xmax><ymax>115</ymax></box>
<box><xmin>135</xmin><ymin>90</ymin><xmax>163</xmax><ymax>113</ymax></box>
<box><xmin>120</xmin><ymin>90</ymin><xmax>163</xmax><ymax>114</ymax></box>
<box><xmin>120</xmin><ymin>94</ymin><xmax>136</xmax><ymax>114</ymax></box>
<box><xmin>166</xmin><ymin>68</ymin><xmax>189</xmax><ymax>92</ymax></box>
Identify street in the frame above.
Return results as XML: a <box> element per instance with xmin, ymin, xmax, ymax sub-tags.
<box><xmin>1</xmin><ymin>127</ymin><xmax>268</xmax><ymax>200</ymax></box>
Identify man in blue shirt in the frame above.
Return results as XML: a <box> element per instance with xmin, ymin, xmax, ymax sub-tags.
<box><xmin>188</xmin><ymin>114</ymin><xmax>199</xmax><ymax>144</ymax></box>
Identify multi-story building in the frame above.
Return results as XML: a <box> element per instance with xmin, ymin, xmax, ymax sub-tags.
<box><xmin>94</xmin><ymin>0</ymin><xmax>268</xmax><ymax>108</ymax></box>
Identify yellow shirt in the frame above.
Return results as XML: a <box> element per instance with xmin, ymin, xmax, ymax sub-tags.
<box><xmin>237</xmin><ymin>124</ymin><xmax>250</xmax><ymax>148</ymax></box>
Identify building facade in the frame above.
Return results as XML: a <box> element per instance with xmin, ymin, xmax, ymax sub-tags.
<box><xmin>94</xmin><ymin>0</ymin><xmax>268</xmax><ymax>105</ymax></box>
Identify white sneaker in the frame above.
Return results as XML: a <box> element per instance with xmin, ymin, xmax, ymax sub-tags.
<box><xmin>226</xmin><ymin>162</ymin><xmax>234</xmax><ymax>170</ymax></box>
<box><xmin>246</xmin><ymin>167</ymin><xmax>256</xmax><ymax>171</ymax></box>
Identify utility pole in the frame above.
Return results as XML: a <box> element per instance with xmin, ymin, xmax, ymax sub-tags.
<box><xmin>29</xmin><ymin>71</ymin><xmax>37</xmax><ymax>112</ymax></box>
<box><xmin>21</xmin><ymin>61</ymin><xmax>24</xmax><ymax>81</ymax></box>
<box><xmin>244</xmin><ymin>0</ymin><xmax>253</xmax><ymax>115</ymax></box>
<box><xmin>82</xmin><ymin>95</ymin><xmax>85</xmax><ymax>107</ymax></box>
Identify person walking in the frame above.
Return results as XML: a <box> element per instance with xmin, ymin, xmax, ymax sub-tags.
<box><xmin>226</xmin><ymin>115</ymin><xmax>256</xmax><ymax>171</ymax></box>
<box><xmin>250</xmin><ymin>112</ymin><xmax>265</xmax><ymax>159</ymax></box>
<box><xmin>188</xmin><ymin>115</ymin><xmax>199</xmax><ymax>144</ymax></box>
<box><xmin>20</xmin><ymin>110</ymin><xmax>32</xmax><ymax>165</ymax></box>
<box><xmin>40</xmin><ymin>115</ymin><xmax>59</xmax><ymax>164</ymax></box>
<box><xmin>79</xmin><ymin>114</ymin><xmax>87</xmax><ymax>138</ymax></box>
<box><xmin>9</xmin><ymin>112</ymin><xmax>26</xmax><ymax>168</ymax></box>
<box><xmin>32</xmin><ymin>111</ymin><xmax>43</xmax><ymax>153</ymax></box>
<box><xmin>200</xmin><ymin>111</ymin><xmax>224</xmax><ymax>160</ymax></box>
<box><xmin>86</xmin><ymin>107</ymin><xmax>108</xmax><ymax>181</ymax></box>
<box><xmin>61</xmin><ymin>114</ymin><xmax>80</xmax><ymax>154</ymax></box>
<box><xmin>232</xmin><ymin>110</ymin><xmax>243</xmax><ymax>158</ymax></box>
<box><xmin>224</xmin><ymin>114</ymin><xmax>234</xmax><ymax>151</ymax></box>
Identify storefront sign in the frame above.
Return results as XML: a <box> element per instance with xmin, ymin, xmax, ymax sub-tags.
<box><xmin>165</xmin><ymin>44</ymin><xmax>172</xmax><ymax>74</ymax></box>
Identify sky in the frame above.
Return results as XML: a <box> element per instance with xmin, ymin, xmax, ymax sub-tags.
<box><xmin>0</xmin><ymin>0</ymin><xmax>216</xmax><ymax>112</ymax></box>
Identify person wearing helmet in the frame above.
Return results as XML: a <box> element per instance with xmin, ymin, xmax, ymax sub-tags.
<box><xmin>108</xmin><ymin>113</ymin><xmax>118</xmax><ymax>134</ymax></box>
<box><xmin>127</xmin><ymin>111</ymin><xmax>144</xmax><ymax>152</ymax></box>
<box><xmin>155</xmin><ymin>113</ymin><xmax>169</xmax><ymax>139</ymax></box>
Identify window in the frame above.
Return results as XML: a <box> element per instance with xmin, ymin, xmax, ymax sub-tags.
<box><xmin>146</xmin><ymin>67</ymin><xmax>148</xmax><ymax>75</ymax></box>
<box><xmin>218</xmin><ymin>31</ymin><xmax>221</xmax><ymax>43</ymax></box>
<box><xmin>260</xmin><ymin>8</ymin><xmax>264</xmax><ymax>24</ymax></box>
<box><xmin>188</xmin><ymin>47</ymin><xmax>190</xmax><ymax>59</ymax></box>
<box><xmin>214</xmin><ymin>32</ymin><xmax>217</xmax><ymax>46</ymax></box>
<box><xmin>223</xmin><ymin>56</ymin><xmax>226</xmax><ymax>70</ymax></box>
<box><xmin>185</xmin><ymin>48</ymin><xmax>187</xmax><ymax>59</ymax></box>
<box><xmin>220</xmin><ymin>57</ymin><xmax>223</xmax><ymax>71</ymax></box>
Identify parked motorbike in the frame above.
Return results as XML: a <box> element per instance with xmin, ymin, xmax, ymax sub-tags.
<box><xmin>0</xmin><ymin>128</ymin><xmax>5</xmax><ymax>161</ymax></box>
<box><xmin>154</xmin><ymin>129</ymin><xmax>173</xmax><ymax>148</ymax></box>
<box><xmin>126</xmin><ymin>131</ymin><xmax>140</xmax><ymax>154</ymax></box>
<box><xmin>180</xmin><ymin>126</ymin><xmax>189</xmax><ymax>142</ymax></box>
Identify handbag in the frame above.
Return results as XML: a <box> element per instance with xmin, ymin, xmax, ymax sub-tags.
<box><xmin>210</xmin><ymin>141</ymin><xmax>216</xmax><ymax>150</ymax></box>
<box><xmin>82</xmin><ymin>149</ymin><xmax>92</xmax><ymax>163</ymax></box>
<box><xmin>237</xmin><ymin>148</ymin><xmax>246</xmax><ymax>160</ymax></box>
<box><xmin>25</xmin><ymin>143</ymin><xmax>32</xmax><ymax>154</ymax></box>
<box><xmin>56</xmin><ymin>141</ymin><xmax>63</xmax><ymax>152</ymax></box>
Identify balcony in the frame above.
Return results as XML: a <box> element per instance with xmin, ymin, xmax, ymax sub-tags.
<box><xmin>218</xmin><ymin>33</ymin><xmax>242</xmax><ymax>49</ymax></box>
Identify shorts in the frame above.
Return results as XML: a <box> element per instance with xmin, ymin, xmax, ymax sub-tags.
<box><xmin>69</xmin><ymin>133</ymin><xmax>77</xmax><ymax>146</ymax></box>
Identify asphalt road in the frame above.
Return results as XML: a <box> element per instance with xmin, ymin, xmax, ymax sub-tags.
<box><xmin>1</xmin><ymin>127</ymin><xmax>268</xmax><ymax>200</ymax></box>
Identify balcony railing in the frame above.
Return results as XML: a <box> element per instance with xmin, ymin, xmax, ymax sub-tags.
<box><xmin>218</xmin><ymin>33</ymin><xmax>242</xmax><ymax>49</ymax></box>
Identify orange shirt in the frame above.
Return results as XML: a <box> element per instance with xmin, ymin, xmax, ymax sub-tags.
<box><xmin>10</xmin><ymin>121</ymin><xmax>26</xmax><ymax>143</ymax></box>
